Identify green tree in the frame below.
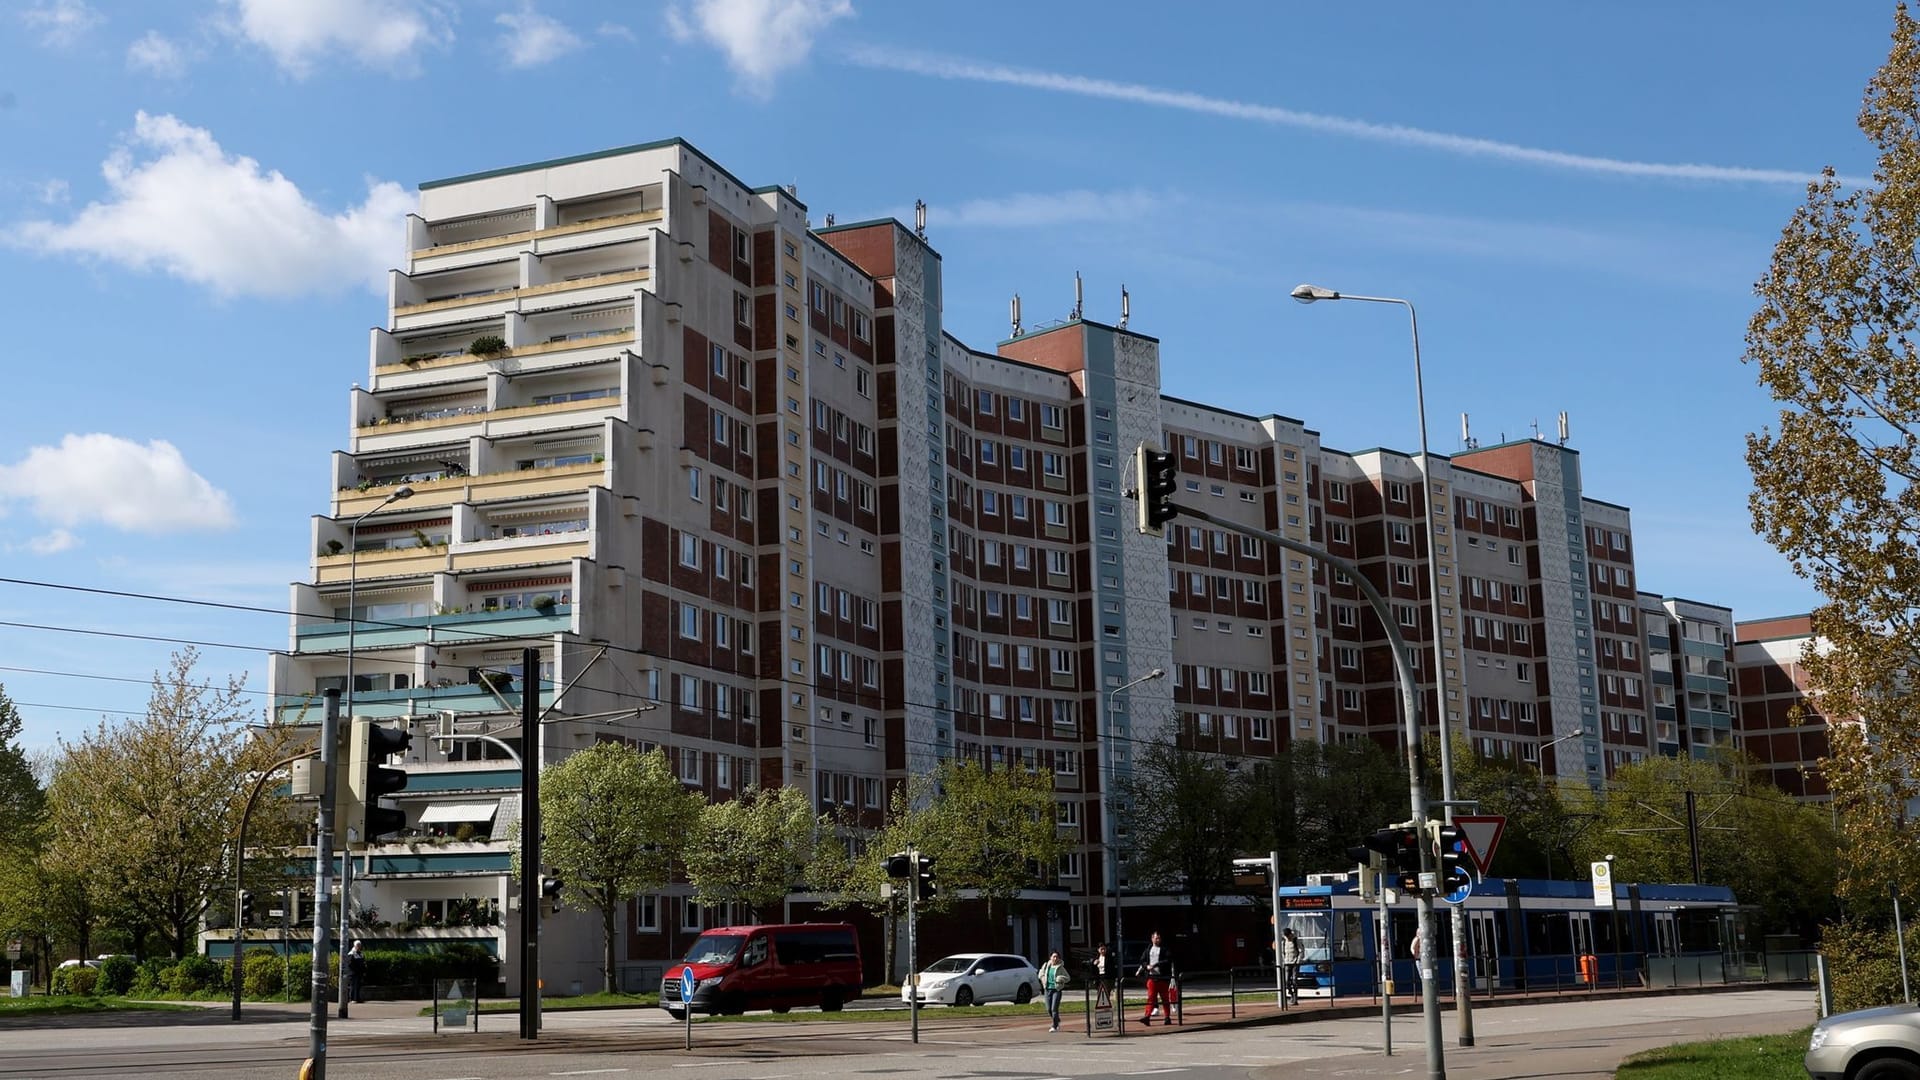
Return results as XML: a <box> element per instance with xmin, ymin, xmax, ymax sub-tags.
<box><xmin>0</xmin><ymin>685</ymin><xmax>43</xmax><ymax>846</ymax></box>
<box><xmin>913</xmin><ymin>760</ymin><xmax>1069</xmax><ymax>913</ymax></box>
<box><xmin>684</xmin><ymin>785</ymin><xmax>833</xmax><ymax>921</ymax></box>
<box><xmin>1117</xmin><ymin>737</ymin><xmax>1250</xmax><ymax>910</ymax></box>
<box><xmin>1431</xmin><ymin>736</ymin><xmax>1580</xmax><ymax>880</ymax></box>
<box><xmin>518</xmin><ymin>743</ymin><xmax>698</xmax><ymax>993</ymax></box>
<box><xmin>1745</xmin><ymin>4</ymin><xmax>1920</xmax><ymax>909</ymax></box>
<box><xmin>1570</xmin><ymin>754</ymin><xmax>1838</xmax><ymax>937</ymax></box>
<box><xmin>1245</xmin><ymin>738</ymin><xmax>1408</xmax><ymax>880</ymax></box>
<box><xmin>44</xmin><ymin>649</ymin><xmax>296</xmax><ymax>959</ymax></box>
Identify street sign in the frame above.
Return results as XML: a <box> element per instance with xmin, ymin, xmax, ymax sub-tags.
<box><xmin>1590</xmin><ymin>861</ymin><xmax>1615</xmax><ymax>909</ymax></box>
<box><xmin>679</xmin><ymin>965</ymin><xmax>697</xmax><ymax>1003</ymax></box>
<box><xmin>1441</xmin><ymin>865</ymin><xmax>1475</xmax><ymax>905</ymax></box>
<box><xmin>1453</xmin><ymin>815</ymin><xmax>1507</xmax><ymax>876</ymax></box>
<box><xmin>5</xmin><ymin>939</ymin><xmax>20</xmax><ymax>960</ymax></box>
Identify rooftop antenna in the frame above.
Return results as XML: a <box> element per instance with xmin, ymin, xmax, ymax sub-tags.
<box><xmin>914</xmin><ymin>199</ymin><xmax>927</xmax><ymax>241</ymax></box>
<box><xmin>785</xmin><ymin>182</ymin><xmax>798</xmax><ymax>198</ymax></box>
<box><xmin>1071</xmin><ymin>271</ymin><xmax>1083</xmax><ymax>321</ymax></box>
<box><xmin>1461</xmin><ymin>412</ymin><xmax>1478</xmax><ymax>450</ymax></box>
<box><xmin>1530</xmin><ymin>417</ymin><xmax>1542</xmax><ymax>440</ymax></box>
<box><xmin>1119</xmin><ymin>285</ymin><xmax>1130</xmax><ymax>329</ymax></box>
<box><xmin>1557</xmin><ymin>410</ymin><xmax>1570</xmax><ymax>445</ymax></box>
<box><xmin>825</xmin><ymin>212</ymin><xmax>835</xmax><ymax>227</ymax></box>
<box><xmin>1010</xmin><ymin>294</ymin><xmax>1023</xmax><ymax>337</ymax></box>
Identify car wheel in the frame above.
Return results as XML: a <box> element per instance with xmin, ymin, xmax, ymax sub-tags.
<box><xmin>1015</xmin><ymin>983</ymin><xmax>1033</xmax><ymax>1004</ymax></box>
<box><xmin>820</xmin><ymin>989</ymin><xmax>844</xmax><ymax>1012</ymax></box>
<box><xmin>954</xmin><ymin>985</ymin><xmax>974</xmax><ymax>1008</ymax></box>
<box><xmin>1858</xmin><ymin>1060</ymin><xmax>1920</xmax><ymax>1080</ymax></box>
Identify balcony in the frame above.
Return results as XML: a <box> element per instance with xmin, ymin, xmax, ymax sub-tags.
<box><xmin>357</xmin><ymin>396</ymin><xmax>621</xmax><ymax>441</ymax></box>
<box><xmin>336</xmin><ymin>460</ymin><xmax>604</xmax><ymax>517</ymax></box>
<box><xmin>376</xmin><ymin>329</ymin><xmax>635</xmax><ymax>377</ymax></box>
<box><xmin>410</xmin><ymin>210</ymin><xmax>663</xmax><ymax>262</ymax></box>
<box><xmin>293</xmin><ymin>605</ymin><xmax>573</xmax><ymax>653</ymax></box>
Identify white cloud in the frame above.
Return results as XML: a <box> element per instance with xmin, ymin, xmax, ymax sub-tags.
<box><xmin>849</xmin><ymin>48</ymin><xmax>1848</xmax><ymax>187</ymax></box>
<box><xmin>0</xmin><ymin>434</ymin><xmax>235</xmax><ymax>534</ymax></box>
<box><xmin>597</xmin><ymin>21</ymin><xmax>636</xmax><ymax>42</ymax></box>
<box><xmin>21</xmin><ymin>0</ymin><xmax>103</xmax><ymax>48</ymax></box>
<box><xmin>23</xmin><ymin>530</ymin><xmax>79</xmax><ymax>555</ymax></box>
<box><xmin>666</xmin><ymin>0</ymin><xmax>853</xmax><ymax>95</ymax></box>
<box><xmin>36</xmin><ymin>179</ymin><xmax>69</xmax><ymax>205</ymax></box>
<box><xmin>222</xmin><ymin>0</ymin><xmax>449</xmax><ymax>77</ymax></box>
<box><xmin>127</xmin><ymin>30</ymin><xmax>191</xmax><ymax>78</ymax></box>
<box><xmin>926</xmin><ymin>189</ymin><xmax>1163</xmax><ymax>229</ymax></box>
<box><xmin>496</xmin><ymin>4</ymin><xmax>582</xmax><ymax>68</ymax></box>
<box><xmin>17</xmin><ymin>112</ymin><xmax>412</xmax><ymax>299</ymax></box>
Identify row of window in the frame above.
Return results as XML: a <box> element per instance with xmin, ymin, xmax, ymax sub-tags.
<box><xmin>674</xmin><ymin>602</ymin><xmax>756</xmax><ymax>653</ymax></box>
<box><xmin>1462</xmin><ymin>498</ymin><xmax>1524</xmax><ymax>528</ymax></box>
<box><xmin>806</xmin><ymin>279</ymin><xmax>873</xmax><ymax>342</ymax></box>
<box><xmin>678</xmin><ymin>533</ymin><xmax>756</xmax><ymax>586</ymax></box>
<box><xmin>1188</xmin><ymin>712</ymin><xmax>1276</xmax><ymax>741</ymax></box>
<box><xmin>963</xmin><ymin>437</ymin><xmax>1069</xmax><ymax>478</ymax></box>
<box><xmin>1167</xmin><ymin>569</ymin><xmax>1270</xmax><ymax>605</ymax></box>
<box><xmin>812</xmin><ymin>400</ymin><xmax>877</xmax><ymax>455</ymax></box>
<box><xmin>1172</xmin><ymin>666</ymin><xmax>1273</xmax><ymax>696</ymax></box>
<box><xmin>813</xmin><ymin>459</ymin><xmax>877</xmax><ymax>512</ymax></box>
<box><xmin>1168</xmin><ymin>433</ymin><xmax>1260</xmax><ymax>472</ymax></box>
<box><xmin>955</xmin><ymin>384</ymin><xmax>1067</xmax><ymax>430</ymax></box>
<box><xmin>951</xmin><ymin>635</ymin><xmax>1077</xmax><ymax>677</ymax></box>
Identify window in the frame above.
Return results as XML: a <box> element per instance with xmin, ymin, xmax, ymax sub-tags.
<box><xmin>688</xmin><ymin>466</ymin><xmax>703</xmax><ymax>501</ymax></box>
<box><xmin>734</xmin><ymin>292</ymin><xmax>752</xmax><ymax>328</ymax></box>
<box><xmin>1330</xmin><ymin>522</ymin><xmax>1352</xmax><ymax>544</ymax></box>
<box><xmin>679</xmin><ymin>533</ymin><xmax>701</xmax><ymax>569</ymax></box>
<box><xmin>678</xmin><ymin>602</ymin><xmax>701</xmax><ymax>640</ymax></box>
<box><xmin>635</xmin><ymin>894</ymin><xmax>659</xmax><ymax>932</ymax></box>
<box><xmin>1339</xmin><ymin>689</ymin><xmax>1362</xmax><ymax>711</ymax></box>
<box><xmin>1387</xmin><ymin>481</ymin><xmax>1409</xmax><ymax>503</ymax></box>
<box><xmin>977</xmin><ymin>390</ymin><xmax>994</xmax><ymax>415</ymax></box>
<box><xmin>1390</xmin><ymin>522</ymin><xmax>1413</xmax><ymax>545</ymax></box>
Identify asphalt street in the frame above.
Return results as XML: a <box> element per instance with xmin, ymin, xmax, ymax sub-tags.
<box><xmin>0</xmin><ymin>988</ymin><xmax>1816</xmax><ymax>1080</ymax></box>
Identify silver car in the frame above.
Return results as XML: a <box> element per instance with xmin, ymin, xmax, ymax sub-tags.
<box><xmin>902</xmin><ymin>953</ymin><xmax>1041</xmax><ymax>1007</ymax></box>
<box><xmin>1806</xmin><ymin>1003</ymin><xmax>1920</xmax><ymax>1080</ymax></box>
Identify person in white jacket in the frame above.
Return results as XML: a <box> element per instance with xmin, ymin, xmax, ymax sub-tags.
<box><xmin>1280</xmin><ymin>927</ymin><xmax>1303</xmax><ymax>1005</ymax></box>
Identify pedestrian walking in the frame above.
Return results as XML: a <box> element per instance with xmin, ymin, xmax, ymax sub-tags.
<box><xmin>1136</xmin><ymin>931</ymin><xmax>1176</xmax><ymax>1026</ymax></box>
<box><xmin>345</xmin><ymin>941</ymin><xmax>366</xmax><ymax>1004</ymax></box>
<box><xmin>1280</xmin><ymin>926</ymin><xmax>1303</xmax><ymax>1005</ymax></box>
<box><xmin>1038</xmin><ymin>950</ymin><xmax>1069</xmax><ymax>1032</ymax></box>
<box><xmin>1093</xmin><ymin>942</ymin><xmax>1113</xmax><ymax>1007</ymax></box>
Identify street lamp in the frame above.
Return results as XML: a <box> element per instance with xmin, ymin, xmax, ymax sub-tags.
<box><xmin>1604</xmin><ymin>853</ymin><xmax>1622</xmax><ymax>988</ymax></box>
<box><xmin>1103</xmin><ymin>667</ymin><xmax>1164</xmax><ymax>1036</ymax></box>
<box><xmin>338</xmin><ymin>483</ymin><xmax>412</xmax><ymax>1013</ymax></box>
<box><xmin>1292</xmin><ymin>283</ymin><xmax>1477</xmax><ymax>1045</ymax></box>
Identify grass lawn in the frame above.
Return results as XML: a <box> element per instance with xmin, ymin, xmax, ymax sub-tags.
<box><xmin>0</xmin><ymin>995</ymin><xmax>199</xmax><ymax>1017</ymax></box>
<box><xmin>1615</xmin><ymin>1027</ymin><xmax>1813</xmax><ymax>1080</ymax></box>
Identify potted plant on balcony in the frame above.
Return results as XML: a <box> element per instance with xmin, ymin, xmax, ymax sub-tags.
<box><xmin>532</xmin><ymin>595</ymin><xmax>558</xmax><ymax>615</ymax></box>
<box><xmin>324</xmin><ymin>539</ymin><xmax>344</xmax><ymax>556</ymax></box>
<box><xmin>467</xmin><ymin>334</ymin><xmax>507</xmax><ymax>358</ymax></box>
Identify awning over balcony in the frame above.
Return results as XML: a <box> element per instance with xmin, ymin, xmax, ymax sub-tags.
<box><xmin>417</xmin><ymin>801</ymin><xmax>502</xmax><ymax>825</ymax></box>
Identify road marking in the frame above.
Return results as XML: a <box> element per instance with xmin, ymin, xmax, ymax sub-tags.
<box><xmin>552</xmin><ymin>1071</ymin><xmax>630</xmax><ymax>1077</ymax></box>
<box><xmin>670</xmin><ymin>1064</ymin><xmax>731</xmax><ymax>1070</ymax></box>
<box><xmin>1125</xmin><ymin>1071</ymin><xmax>1189</xmax><ymax>1075</ymax></box>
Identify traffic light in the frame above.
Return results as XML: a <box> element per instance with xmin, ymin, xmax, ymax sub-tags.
<box><xmin>1433</xmin><ymin>822</ymin><xmax>1467</xmax><ymax>879</ymax></box>
<box><xmin>239</xmin><ymin>891</ymin><xmax>255</xmax><ymax>928</ymax></box>
<box><xmin>915</xmin><ymin>854</ymin><xmax>937</xmax><ymax>903</ymax></box>
<box><xmin>541</xmin><ymin>873</ymin><xmax>564</xmax><ymax>909</ymax></box>
<box><xmin>882</xmin><ymin>851</ymin><xmax>912</xmax><ymax>879</ymax></box>
<box><xmin>1363</xmin><ymin>825</ymin><xmax>1426</xmax><ymax>892</ymax></box>
<box><xmin>347</xmin><ymin>717</ymin><xmax>413</xmax><ymax>842</ymax></box>
<box><xmin>1134</xmin><ymin>444</ymin><xmax>1180</xmax><ymax>537</ymax></box>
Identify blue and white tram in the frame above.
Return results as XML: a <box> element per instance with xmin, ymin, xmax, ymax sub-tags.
<box><xmin>1276</xmin><ymin>877</ymin><xmax>1739</xmax><ymax>997</ymax></box>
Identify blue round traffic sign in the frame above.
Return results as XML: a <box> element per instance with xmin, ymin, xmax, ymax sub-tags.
<box><xmin>1442</xmin><ymin>865</ymin><xmax>1475</xmax><ymax>905</ymax></box>
<box><xmin>680</xmin><ymin>965</ymin><xmax>697</xmax><ymax>1002</ymax></box>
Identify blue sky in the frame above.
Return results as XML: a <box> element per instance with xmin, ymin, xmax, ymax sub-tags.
<box><xmin>0</xmin><ymin>0</ymin><xmax>1892</xmax><ymax>754</ymax></box>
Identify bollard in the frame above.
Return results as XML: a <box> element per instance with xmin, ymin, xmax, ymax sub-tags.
<box><xmin>1816</xmin><ymin>954</ymin><xmax>1833</xmax><ymax>1018</ymax></box>
<box><xmin>1229</xmin><ymin>968</ymin><xmax>1236</xmax><ymax>1019</ymax></box>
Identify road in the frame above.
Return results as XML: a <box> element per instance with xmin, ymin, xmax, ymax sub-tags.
<box><xmin>0</xmin><ymin>989</ymin><xmax>1815</xmax><ymax>1079</ymax></box>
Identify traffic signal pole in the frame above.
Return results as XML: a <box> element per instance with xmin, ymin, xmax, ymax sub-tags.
<box><xmin>1171</xmin><ymin>501</ymin><xmax>1446</xmax><ymax>1080</ymax></box>
<box><xmin>519</xmin><ymin>647</ymin><xmax>541</xmax><ymax>1041</ymax></box>
<box><xmin>305</xmin><ymin>690</ymin><xmax>341</xmax><ymax>1080</ymax></box>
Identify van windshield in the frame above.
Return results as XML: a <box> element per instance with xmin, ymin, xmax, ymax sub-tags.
<box><xmin>683</xmin><ymin>933</ymin><xmax>744</xmax><ymax>965</ymax></box>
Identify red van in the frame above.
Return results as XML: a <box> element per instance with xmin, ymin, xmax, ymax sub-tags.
<box><xmin>660</xmin><ymin>923</ymin><xmax>863</xmax><ymax>1017</ymax></box>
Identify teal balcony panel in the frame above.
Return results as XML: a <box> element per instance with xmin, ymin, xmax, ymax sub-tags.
<box><xmin>292</xmin><ymin>607</ymin><xmax>572</xmax><ymax>653</ymax></box>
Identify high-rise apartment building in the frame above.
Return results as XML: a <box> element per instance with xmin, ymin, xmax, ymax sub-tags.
<box><xmin>244</xmin><ymin>138</ymin><xmax>1778</xmax><ymax>990</ymax></box>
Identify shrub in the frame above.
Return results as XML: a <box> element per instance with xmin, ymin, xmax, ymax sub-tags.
<box><xmin>96</xmin><ymin>955</ymin><xmax>136</xmax><ymax>996</ymax></box>
<box><xmin>55</xmin><ymin>966</ymin><xmax>99</xmax><ymax>996</ymax></box>
<box><xmin>467</xmin><ymin>335</ymin><xmax>507</xmax><ymax>357</ymax></box>
<box><xmin>1823</xmin><ymin>919</ymin><xmax>1908</xmax><ymax>1013</ymax></box>
<box><xmin>164</xmin><ymin>954</ymin><xmax>227</xmax><ymax>995</ymax></box>
<box><xmin>128</xmin><ymin>957</ymin><xmax>172</xmax><ymax>996</ymax></box>
<box><xmin>242</xmin><ymin>950</ymin><xmax>286</xmax><ymax>998</ymax></box>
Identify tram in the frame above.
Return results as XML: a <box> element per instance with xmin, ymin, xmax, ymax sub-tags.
<box><xmin>1276</xmin><ymin>876</ymin><xmax>1740</xmax><ymax>996</ymax></box>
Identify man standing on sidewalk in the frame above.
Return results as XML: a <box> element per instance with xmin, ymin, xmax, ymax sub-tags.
<box><xmin>1137</xmin><ymin>932</ymin><xmax>1175</xmax><ymax>1026</ymax></box>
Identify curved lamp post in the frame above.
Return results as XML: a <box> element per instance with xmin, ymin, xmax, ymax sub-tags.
<box><xmin>1104</xmin><ymin>667</ymin><xmax>1164</xmax><ymax>1037</ymax></box>
<box><xmin>1292</xmin><ymin>284</ymin><xmax>1477</xmax><ymax>1051</ymax></box>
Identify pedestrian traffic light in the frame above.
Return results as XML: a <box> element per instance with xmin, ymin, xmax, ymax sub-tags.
<box><xmin>1133</xmin><ymin>444</ymin><xmax>1180</xmax><ymax>537</ymax></box>
<box><xmin>347</xmin><ymin>717</ymin><xmax>412</xmax><ymax>842</ymax></box>
<box><xmin>915</xmin><ymin>854</ymin><xmax>937</xmax><ymax>903</ymax></box>
<box><xmin>882</xmin><ymin>851</ymin><xmax>912</xmax><ymax>879</ymax></box>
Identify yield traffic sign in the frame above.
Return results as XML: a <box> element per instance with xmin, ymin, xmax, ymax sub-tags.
<box><xmin>1452</xmin><ymin>815</ymin><xmax>1506</xmax><ymax>876</ymax></box>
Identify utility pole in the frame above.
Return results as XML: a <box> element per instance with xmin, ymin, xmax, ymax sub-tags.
<box><xmin>1685</xmin><ymin>790</ymin><xmax>1702</xmax><ymax>885</ymax></box>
